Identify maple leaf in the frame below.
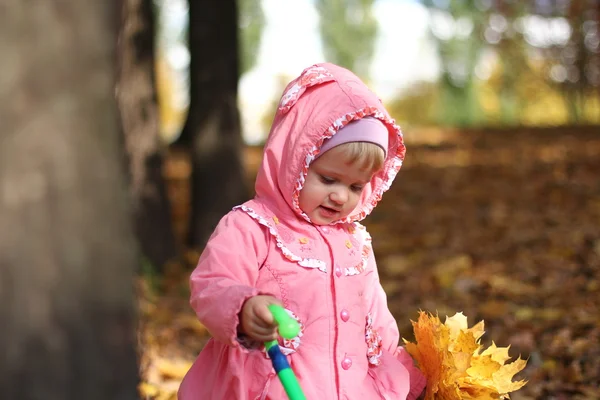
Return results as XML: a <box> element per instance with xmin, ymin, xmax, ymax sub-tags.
<box><xmin>404</xmin><ymin>311</ymin><xmax>527</xmax><ymax>400</ymax></box>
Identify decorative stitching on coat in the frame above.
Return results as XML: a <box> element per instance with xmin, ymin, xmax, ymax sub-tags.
<box><xmin>264</xmin><ymin>263</ymin><xmax>288</xmax><ymax>307</ymax></box>
<box><xmin>365</xmin><ymin>313</ymin><xmax>383</xmax><ymax>366</ymax></box>
<box><xmin>291</xmin><ymin>108</ymin><xmax>405</xmax><ymax>224</ymax></box>
<box><xmin>234</xmin><ymin>205</ymin><xmax>327</xmax><ymax>273</ymax></box>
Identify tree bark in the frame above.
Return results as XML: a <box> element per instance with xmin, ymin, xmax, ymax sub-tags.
<box><xmin>0</xmin><ymin>1</ymin><xmax>139</xmax><ymax>399</ymax></box>
<box><xmin>175</xmin><ymin>0</ymin><xmax>249</xmax><ymax>249</ymax></box>
<box><xmin>117</xmin><ymin>0</ymin><xmax>176</xmax><ymax>269</ymax></box>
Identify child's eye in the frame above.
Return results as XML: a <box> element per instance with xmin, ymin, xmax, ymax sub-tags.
<box><xmin>320</xmin><ymin>175</ymin><xmax>335</xmax><ymax>184</ymax></box>
<box><xmin>350</xmin><ymin>185</ymin><xmax>364</xmax><ymax>193</ymax></box>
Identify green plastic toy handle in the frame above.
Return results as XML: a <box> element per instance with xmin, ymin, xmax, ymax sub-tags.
<box><xmin>277</xmin><ymin>368</ymin><xmax>305</xmax><ymax>400</ymax></box>
<box><xmin>265</xmin><ymin>304</ymin><xmax>306</xmax><ymax>400</ymax></box>
<box><xmin>268</xmin><ymin>304</ymin><xmax>300</xmax><ymax>339</ymax></box>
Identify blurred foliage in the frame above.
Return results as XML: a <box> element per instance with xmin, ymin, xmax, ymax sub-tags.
<box><xmin>408</xmin><ymin>0</ymin><xmax>600</xmax><ymax>128</ymax></box>
<box><xmin>154</xmin><ymin>0</ymin><xmax>600</xmax><ymax>141</ymax></box>
<box><xmin>156</xmin><ymin>52</ymin><xmax>188</xmax><ymax>142</ymax></box>
<box><xmin>259</xmin><ymin>74</ymin><xmax>292</xmax><ymax>134</ymax></box>
<box><xmin>385</xmin><ymin>81</ymin><xmax>439</xmax><ymax>129</ymax></box>
<box><xmin>153</xmin><ymin>0</ymin><xmax>189</xmax><ymax>142</ymax></box>
<box><xmin>238</xmin><ymin>0</ymin><xmax>264</xmax><ymax>75</ymax></box>
<box><xmin>317</xmin><ymin>0</ymin><xmax>378</xmax><ymax>79</ymax></box>
<box><xmin>422</xmin><ymin>0</ymin><xmax>489</xmax><ymax>126</ymax></box>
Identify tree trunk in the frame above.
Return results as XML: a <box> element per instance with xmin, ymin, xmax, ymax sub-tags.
<box><xmin>175</xmin><ymin>0</ymin><xmax>248</xmax><ymax>249</ymax></box>
<box><xmin>0</xmin><ymin>2</ymin><xmax>139</xmax><ymax>399</ymax></box>
<box><xmin>117</xmin><ymin>0</ymin><xmax>176</xmax><ymax>269</ymax></box>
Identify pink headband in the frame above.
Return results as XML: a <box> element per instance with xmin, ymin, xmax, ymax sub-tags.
<box><xmin>316</xmin><ymin>117</ymin><xmax>389</xmax><ymax>159</ymax></box>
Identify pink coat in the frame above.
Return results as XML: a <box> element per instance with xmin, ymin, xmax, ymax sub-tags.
<box><xmin>178</xmin><ymin>63</ymin><xmax>426</xmax><ymax>399</ymax></box>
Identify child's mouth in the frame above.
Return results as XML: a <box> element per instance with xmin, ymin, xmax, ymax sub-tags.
<box><xmin>319</xmin><ymin>206</ymin><xmax>339</xmax><ymax>218</ymax></box>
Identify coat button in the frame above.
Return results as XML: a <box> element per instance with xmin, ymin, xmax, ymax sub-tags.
<box><xmin>341</xmin><ymin>357</ymin><xmax>352</xmax><ymax>370</ymax></box>
<box><xmin>340</xmin><ymin>309</ymin><xmax>350</xmax><ymax>322</ymax></box>
<box><xmin>335</xmin><ymin>266</ymin><xmax>342</xmax><ymax>277</ymax></box>
<box><xmin>322</xmin><ymin>226</ymin><xmax>329</xmax><ymax>233</ymax></box>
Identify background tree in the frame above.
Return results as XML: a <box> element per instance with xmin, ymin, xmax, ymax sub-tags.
<box><xmin>317</xmin><ymin>0</ymin><xmax>378</xmax><ymax>79</ymax></box>
<box><xmin>239</xmin><ymin>0</ymin><xmax>265</xmax><ymax>75</ymax></box>
<box><xmin>488</xmin><ymin>1</ymin><xmax>528</xmax><ymax>125</ymax></box>
<box><xmin>174</xmin><ymin>0</ymin><xmax>249</xmax><ymax>248</ymax></box>
<box><xmin>0</xmin><ymin>1</ymin><xmax>139</xmax><ymax>399</ymax></box>
<box><xmin>117</xmin><ymin>0</ymin><xmax>177</xmax><ymax>270</ymax></box>
<box><xmin>422</xmin><ymin>0</ymin><xmax>488</xmax><ymax>127</ymax></box>
<box><xmin>550</xmin><ymin>0</ymin><xmax>600</xmax><ymax>123</ymax></box>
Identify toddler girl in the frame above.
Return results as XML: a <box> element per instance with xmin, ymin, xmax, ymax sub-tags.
<box><xmin>178</xmin><ymin>63</ymin><xmax>426</xmax><ymax>399</ymax></box>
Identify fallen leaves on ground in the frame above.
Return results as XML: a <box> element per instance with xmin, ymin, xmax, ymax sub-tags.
<box><xmin>139</xmin><ymin>126</ymin><xmax>600</xmax><ymax>399</ymax></box>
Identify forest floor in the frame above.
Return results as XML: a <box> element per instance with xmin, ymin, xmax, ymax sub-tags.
<box><xmin>137</xmin><ymin>126</ymin><xmax>600</xmax><ymax>400</ymax></box>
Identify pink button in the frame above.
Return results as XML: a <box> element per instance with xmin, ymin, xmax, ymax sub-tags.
<box><xmin>340</xmin><ymin>309</ymin><xmax>350</xmax><ymax>322</ymax></box>
<box><xmin>341</xmin><ymin>357</ymin><xmax>352</xmax><ymax>370</ymax></box>
<box><xmin>322</xmin><ymin>226</ymin><xmax>329</xmax><ymax>233</ymax></box>
<box><xmin>335</xmin><ymin>267</ymin><xmax>342</xmax><ymax>277</ymax></box>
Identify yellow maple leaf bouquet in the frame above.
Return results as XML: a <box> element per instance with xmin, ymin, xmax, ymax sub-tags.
<box><xmin>403</xmin><ymin>311</ymin><xmax>527</xmax><ymax>399</ymax></box>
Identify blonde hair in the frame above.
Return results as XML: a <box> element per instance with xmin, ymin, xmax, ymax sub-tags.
<box><xmin>331</xmin><ymin>142</ymin><xmax>386</xmax><ymax>173</ymax></box>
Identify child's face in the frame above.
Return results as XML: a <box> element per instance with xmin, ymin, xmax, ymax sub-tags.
<box><xmin>299</xmin><ymin>147</ymin><xmax>377</xmax><ymax>225</ymax></box>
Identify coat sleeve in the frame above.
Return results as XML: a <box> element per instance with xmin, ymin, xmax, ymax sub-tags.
<box><xmin>365</xmin><ymin>248</ymin><xmax>427</xmax><ymax>400</ymax></box>
<box><xmin>189</xmin><ymin>210</ymin><xmax>271</xmax><ymax>348</ymax></box>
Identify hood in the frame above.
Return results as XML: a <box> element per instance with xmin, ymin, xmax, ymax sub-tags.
<box><xmin>254</xmin><ymin>63</ymin><xmax>406</xmax><ymax>224</ymax></box>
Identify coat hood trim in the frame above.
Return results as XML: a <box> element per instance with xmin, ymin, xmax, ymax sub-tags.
<box><xmin>290</xmin><ymin>107</ymin><xmax>405</xmax><ymax>224</ymax></box>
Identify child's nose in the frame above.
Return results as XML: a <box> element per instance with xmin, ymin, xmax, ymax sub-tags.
<box><xmin>330</xmin><ymin>188</ymin><xmax>348</xmax><ymax>205</ymax></box>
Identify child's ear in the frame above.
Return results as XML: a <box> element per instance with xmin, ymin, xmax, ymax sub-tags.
<box><xmin>278</xmin><ymin>64</ymin><xmax>336</xmax><ymax>114</ymax></box>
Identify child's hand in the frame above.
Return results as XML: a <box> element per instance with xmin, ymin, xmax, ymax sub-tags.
<box><xmin>239</xmin><ymin>295</ymin><xmax>282</xmax><ymax>342</ymax></box>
